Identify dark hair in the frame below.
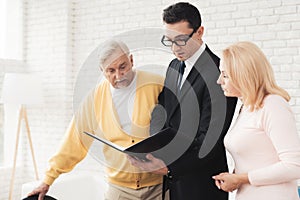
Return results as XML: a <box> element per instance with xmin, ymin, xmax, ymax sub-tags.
<box><xmin>163</xmin><ymin>2</ymin><xmax>201</xmax><ymax>31</ymax></box>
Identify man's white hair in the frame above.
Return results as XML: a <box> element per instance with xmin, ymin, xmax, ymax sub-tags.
<box><xmin>98</xmin><ymin>39</ymin><xmax>130</xmax><ymax>69</ymax></box>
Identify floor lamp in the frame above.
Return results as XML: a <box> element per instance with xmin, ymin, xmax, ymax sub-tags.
<box><xmin>1</xmin><ymin>73</ymin><xmax>43</xmax><ymax>200</ymax></box>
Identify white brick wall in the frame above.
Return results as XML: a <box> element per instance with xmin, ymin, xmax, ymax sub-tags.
<box><xmin>1</xmin><ymin>0</ymin><xmax>299</xmax><ymax>199</ymax></box>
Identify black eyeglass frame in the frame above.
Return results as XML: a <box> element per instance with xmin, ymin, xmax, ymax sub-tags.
<box><xmin>161</xmin><ymin>30</ymin><xmax>196</xmax><ymax>47</ymax></box>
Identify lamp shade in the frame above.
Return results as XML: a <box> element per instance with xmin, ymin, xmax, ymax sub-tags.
<box><xmin>1</xmin><ymin>73</ymin><xmax>43</xmax><ymax>105</ymax></box>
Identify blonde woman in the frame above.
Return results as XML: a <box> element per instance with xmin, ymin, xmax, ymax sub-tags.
<box><xmin>213</xmin><ymin>41</ymin><xmax>300</xmax><ymax>200</ymax></box>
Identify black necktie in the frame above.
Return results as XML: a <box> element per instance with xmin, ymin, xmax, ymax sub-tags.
<box><xmin>177</xmin><ymin>61</ymin><xmax>186</xmax><ymax>93</ymax></box>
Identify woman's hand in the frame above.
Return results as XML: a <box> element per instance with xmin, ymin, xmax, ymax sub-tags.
<box><xmin>212</xmin><ymin>172</ymin><xmax>249</xmax><ymax>192</ymax></box>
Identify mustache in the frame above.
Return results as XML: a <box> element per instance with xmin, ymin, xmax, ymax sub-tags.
<box><xmin>115</xmin><ymin>78</ymin><xmax>127</xmax><ymax>84</ymax></box>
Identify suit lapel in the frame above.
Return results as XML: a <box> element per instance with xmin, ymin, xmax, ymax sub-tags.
<box><xmin>167</xmin><ymin>51</ymin><xmax>204</xmax><ymax>118</ymax></box>
<box><xmin>165</xmin><ymin>61</ymin><xmax>181</xmax><ymax>118</ymax></box>
<box><xmin>167</xmin><ymin>49</ymin><xmax>213</xmax><ymax>119</ymax></box>
<box><xmin>179</xmin><ymin>49</ymin><xmax>210</xmax><ymax>101</ymax></box>
<box><xmin>164</xmin><ymin>61</ymin><xmax>181</xmax><ymax>95</ymax></box>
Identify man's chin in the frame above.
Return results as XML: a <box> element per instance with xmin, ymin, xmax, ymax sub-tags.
<box><xmin>115</xmin><ymin>82</ymin><xmax>129</xmax><ymax>89</ymax></box>
<box><xmin>175</xmin><ymin>54</ymin><xmax>187</xmax><ymax>61</ymax></box>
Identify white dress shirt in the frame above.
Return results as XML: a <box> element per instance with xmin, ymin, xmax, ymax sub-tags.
<box><xmin>179</xmin><ymin>42</ymin><xmax>206</xmax><ymax>88</ymax></box>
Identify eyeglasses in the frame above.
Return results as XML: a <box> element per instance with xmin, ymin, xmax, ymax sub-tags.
<box><xmin>161</xmin><ymin>30</ymin><xmax>195</xmax><ymax>47</ymax></box>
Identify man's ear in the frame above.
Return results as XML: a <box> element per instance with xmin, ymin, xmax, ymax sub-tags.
<box><xmin>129</xmin><ymin>54</ymin><xmax>133</xmax><ymax>66</ymax></box>
<box><xmin>196</xmin><ymin>26</ymin><xmax>204</xmax><ymax>38</ymax></box>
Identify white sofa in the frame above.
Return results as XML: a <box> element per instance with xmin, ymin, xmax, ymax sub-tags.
<box><xmin>21</xmin><ymin>173</ymin><xmax>107</xmax><ymax>200</ymax></box>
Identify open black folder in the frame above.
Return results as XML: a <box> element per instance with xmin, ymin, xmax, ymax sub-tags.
<box><xmin>84</xmin><ymin>127</ymin><xmax>177</xmax><ymax>161</ymax></box>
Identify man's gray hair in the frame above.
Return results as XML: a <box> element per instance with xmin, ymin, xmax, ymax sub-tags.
<box><xmin>98</xmin><ymin>39</ymin><xmax>130</xmax><ymax>69</ymax></box>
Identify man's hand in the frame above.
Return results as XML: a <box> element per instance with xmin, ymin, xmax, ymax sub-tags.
<box><xmin>212</xmin><ymin>172</ymin><xmax>249</xmax><ymax>192</ymax></box>
<box><xmin>27</xmin><ymin>183</ymin><xmax>50</xmax><ymax>200</ymax></box>
<box><xmin>127</xmin><ymin>154</ymin><xmax>168</xmax><ymax>175</ymax></box>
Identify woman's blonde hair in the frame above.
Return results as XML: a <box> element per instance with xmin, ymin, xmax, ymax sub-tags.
<box><xmin>222</xmin><ymin>41</ymin><xmax>290</xmax><ymax>111</ymax></box>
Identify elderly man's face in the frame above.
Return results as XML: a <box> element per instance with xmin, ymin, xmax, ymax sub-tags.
<box><xmin>102</xmin><ymin>52</ymin><xmax>135</xmax><ymax>89</ymax></box>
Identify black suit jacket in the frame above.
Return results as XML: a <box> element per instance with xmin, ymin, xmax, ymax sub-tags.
<box><xmin>150</xmin><ymin>46</ymin><xmax>237</xmax><ymax>200</ymax></box>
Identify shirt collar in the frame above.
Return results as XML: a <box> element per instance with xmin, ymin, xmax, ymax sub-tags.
<box><xmin>185</xmin><ymin>42</ymin><xmax>206</xmax><ymax>69</ymax></box>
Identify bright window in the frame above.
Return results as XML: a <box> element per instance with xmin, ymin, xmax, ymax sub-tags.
<box><xmin>0</xmin><ymin>0</ymin><xmax>23</xmax><ymax>60</ymax></box>
<box><xmin>0</xmin><ymin>0</ymin><xmax>7</xmax><ymax>58</ymax></box>
<box><xmin>0</xmin><ymin>0</ymin><xmax>23</xmax><ymax>166</ymax></box>
<box><xmin>0</xmin><ymin>104</ymin><xmax>3</xmax><ymax>165</ymax></box>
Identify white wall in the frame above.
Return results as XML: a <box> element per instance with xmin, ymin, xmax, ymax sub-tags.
<box><xmin>1</xmin><ymin>0</ymin><xmax>299</xmax><ymax>199</ymax></box>
<box><xmin>0</xmin><ymin>60</ymin><xmax>26</xmax><ymax>200</ymax></box>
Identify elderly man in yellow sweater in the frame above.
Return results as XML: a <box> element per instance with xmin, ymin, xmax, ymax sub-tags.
<box><xmin>28</xmin><ymin>39</ymin><xmax>165</xmax><ymax>200</ymax></box>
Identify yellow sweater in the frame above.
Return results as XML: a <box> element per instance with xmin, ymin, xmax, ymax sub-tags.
<box><xmin>44</xmin><ymin>70</ymin><xmax>164</xmax><ymax>189</ymax></box>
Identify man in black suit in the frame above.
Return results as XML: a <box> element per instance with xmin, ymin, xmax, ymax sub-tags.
<box><xmin>128</xmin><ymin>2</ymin><xmax>237</xmax><ymax>200</ymax></box>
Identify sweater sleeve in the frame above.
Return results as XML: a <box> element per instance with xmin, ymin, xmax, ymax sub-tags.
<box><xmin>43</xmin><ymin>91</ymin><xmax>97</xmax><ymax>185</ymax></box>
<box><xmin>248</xmin><ymin>95</ymin><xmax>300</xmax><ymax>186</ymax></box>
